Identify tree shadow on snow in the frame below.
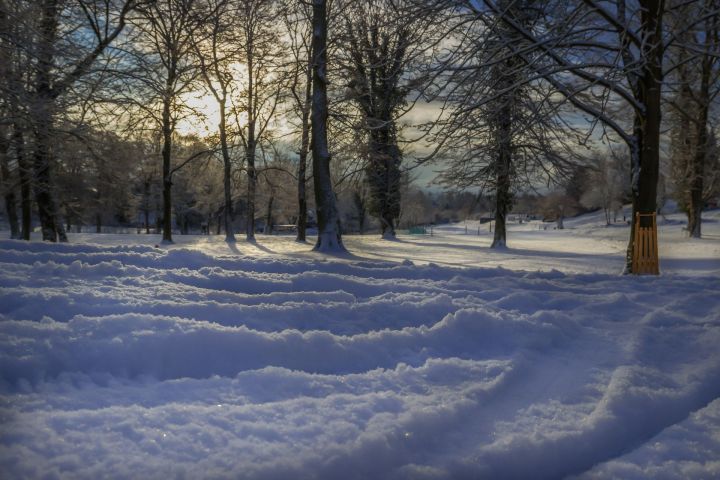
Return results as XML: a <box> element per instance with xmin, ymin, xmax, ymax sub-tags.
<box><xmin>405</xmin><ymin>239</ymin><xmax>620</xmax><ymax>261</ymax></box>
<box><xmin>226</xmin><ymin>239</ymin><xmax>276</xmax><ymax>255</ymax></box>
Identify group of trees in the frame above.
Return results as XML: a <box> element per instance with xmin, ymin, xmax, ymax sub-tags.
<box><xmin>417</xmin><ymin>0</ymin><xmax>719</xmax><ymax>271</ymax></box>
<box><xmin>0</xmin><ymin>0</ymin><xmax>141</xmax><ymax>242</ymax></box>
<box><xmin>1</xmin><ymin>0</ymin><xmax>719</xmax><ymax>272</ymax></box>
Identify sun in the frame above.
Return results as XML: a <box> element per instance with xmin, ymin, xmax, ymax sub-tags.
<box><xmin>176</xmin><ymin>92</ymin><xmax>222</xmax><ymax>136</ymax></box>
<box><xmin>176</xmin><ymin>62</ymin><xmax>250</xmax><ymax>137</ymax></box>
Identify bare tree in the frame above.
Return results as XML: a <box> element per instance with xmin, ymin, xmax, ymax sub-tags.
<box><xmin>0</xmin><ymin>2</ymin><xmax>20</xmax><ymax>238</ymax></box>
<box><xmin>666</xmin><ymin>0</ymin><xmax>720</xmax><ymax>238</ymax></box>
<box><xmin>337</xmin><ymin>0</ymin><xmax>441</xmax><ymax>239</ymax></box>
<box><xmin>427</xmin><ymin>0</ymin><xmax>578</xmax><ymax>248</ymax></box>
<box><xmin>463</xmin><ymin>0</ymin><xmax>686</xmax><ymax>272</ymax></box>
<box><xmin>2</xmin><ymin>0</ymin><xmax>49</xmax><ymax>239</ymax></box>
<box><xmin>194</xmin><ymin>0</ymin><xmax>239</xmax><ymax>242</ymax></box>
<box><xmin>282</xmin><ymin>0</ymin><xmax>313</xmax><ymax>242</ymax></box>
<box><xmin>498</xmin><ymin>0</ymin><xmax>696</xmax><ymax>273</ymax></box>
<box><xmin>311</xmin><ymin>0</ymin><xmax>345</xmax><ymax>251</ymax></box>
<box><xmin>233</xmin><ymin>0</ymin><xmax>284</xmax><ymax>242</ymax></box>
<box><xmin>131</xmin><ymin>0</ymin><xmax>206</xmax><ymax>243</ymax></box>
<box><xmin>48</xmin><ymin>127</ymin><xmax>139</xmax><ymax>233</ymax></box>
<box><xmin>256</xmin><ymin>151</ymin><xmax>296</xmax><ymax>234</ymax></box>
<box><xmin>0</xmin><ymin>0</ymin><xmax>141</xmax><ymax>241</ymax></box>
<box><xmin>580</xmin><ymin>153</ymin><xmax>630</xmax><ymax>225</ymax></box>
<box><xmin>0</xmin><ymin>124</ymin><xmax>20</xmax><ymax>238</ymax></box>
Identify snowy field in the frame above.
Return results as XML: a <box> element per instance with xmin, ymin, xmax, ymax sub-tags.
<box><xmin>1</xmin><ymin>210</ymin><xmax>719</xmax><ymax>479</ymax></box>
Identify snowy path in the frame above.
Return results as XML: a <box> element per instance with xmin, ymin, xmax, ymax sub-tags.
<box><xmin>1</xmin><ymin>212</ymin><xmax>720</xmax><ymax>478</ymax></box>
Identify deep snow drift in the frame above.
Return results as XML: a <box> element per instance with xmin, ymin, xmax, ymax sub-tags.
<box><xmin>1</xmin><ymin>211</ymin><xmax>719</xmax><ymax>479</ymax></box>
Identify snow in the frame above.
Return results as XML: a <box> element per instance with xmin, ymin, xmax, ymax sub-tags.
<box><xmin>1</xmin><ymin>210</ymin><xmax>719</xmax><ymax>478</ymax></box>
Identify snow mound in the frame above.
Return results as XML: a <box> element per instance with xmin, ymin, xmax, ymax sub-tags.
<box><xmin>1</xmin><ymin>239</ymin><xmax>719</xmax><ymax>479</ymax></box>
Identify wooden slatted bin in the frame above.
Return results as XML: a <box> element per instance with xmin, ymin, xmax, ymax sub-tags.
<box><xmin>632</xmin><ymin>212</ymin><xmax>660</xmax><ymax>275</ymax></box>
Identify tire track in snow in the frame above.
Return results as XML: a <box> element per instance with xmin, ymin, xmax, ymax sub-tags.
<box><xmin>0</xmin><ymin>306</ymin><xmax>573</xmax><ymax>383</ymax></box>
<box><xmin>1</xmin><ymin>240</ymin><xmax>719</xmax><ymax>479</ymax></box>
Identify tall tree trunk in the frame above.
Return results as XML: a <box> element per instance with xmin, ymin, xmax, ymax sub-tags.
<box><xmin>367</xmin><ymin>122</ymin><xmax>401</xmax><ymax>240</ymax></box>
<box><xmin>688</xmin><ymin>113</ymin><xmax>708</xmax><ymax>239</ymax></box>
<box><xmin>219</xmin><ymin>103</ymin><xmax>235</xmax><ymax>242</ymax></box>
<box><xmin>297</xmin><ymin>145</ymin><xmax>308</xmax><ymax>242</ymax></box>
<box><xmin>382</xmin><ymin>140</ymin><xmax>401</xmax><ymax>239</ymax></box>
<box><xmin>491</xmin><ymin>150</ymin><xmax>511</xmax><ymax>248</ymax></box>
<box><xmin>1</xmin><ymin>5</ymin><xmax>25</xmax><ymax>239</ymax></box>
<box><xmin>95</xmin><ymin>187</ymin><xmax>102</xmax><ymax>233</ymax></box>
<box><xmin>265</xmin><ymin>194</ymin><xmax>274</xmax><ymax>234</ymax></box>
<box><xmin>161</xmin><ymin>96</ymin><xmax>173</xmax><ymax>243</ymax></box>
<box><xmin>13</xmin><ymin>126</ymin><xmax>31</xmax><ymax>240</ymax></box>
<box><xmin>245</xmin><ymin>43</ymin><xmax>257</xmax><ymax>242</ymax></box>
<box><xmin>358</xmin><ymin>207</ymin><xmax>366</xmax><ymax>235</ymax></box>
<box><xmin>687</xmin><ymin>51</ymin><xmax>712</xmax><ymax>238</ymax></box>
<box><xmin>371</xmin><ymin>146</ymin><xmax>398</xmax><ymax>239</ymax></box>
<box><xmin>311</xmin><ymin>0</ymin><xmax>344</xmax><ymax>252</ymax></box>
<box><xmin>491</xmin><ymin>64</ymin><xmax>514</xmax><ymax>249</ymax></box>
<box><xmin>296</xmin><ymin>62</ymin><xmax>312</xmax><ymax>243</ymax></box>
<box><xmin>557</xmin><ymin>205</ymin><xmax>565</xmax><ymax>229</ymax></box>
<box><xmin>0</xmin><ymin>130</ymin><xmax>20</xmax><ymax>239</ymax></box>
<box><xmin>625</xmin><ymin>0</ymin><xmax>663</xmax><ymax>273</ymax></box>
<box><xmin>246</xmin><ymin>141</ymin><xmax>256</xmax><ymax>241</ymax></box>
<box><xmin>143</xmin><ymin>180</ymin><xmax>151</xmax><ymax>234</ymax></box>
<box><xmin>65</xmin><ymin>205</ymin><xmax>71</xmax><ymax>232</ymax></box>
<box><xmin>33</xmin><ymin>0</ymin><xmax>65</xmax><ymax>242</ymax></box>
<box><xmin>32</xmin><ymin>104</ymin><xmax>64</xmax><ymax>242</ymax></box>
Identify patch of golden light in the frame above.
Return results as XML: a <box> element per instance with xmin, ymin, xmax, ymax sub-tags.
<box><xmin>175</xmin><ymin>62</ymin><xmax>249</xmax><ymax>137</ymax></box>
<box><xmin>175</xmin><ymin>93</ymin><xmax>221</xmax><ymax>136</ymax></box>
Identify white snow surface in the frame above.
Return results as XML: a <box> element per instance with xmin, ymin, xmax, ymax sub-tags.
<box><xmin>1</xmin><ymin>210</ymin><xmax>719</xmax><ymax>479</ymax></box>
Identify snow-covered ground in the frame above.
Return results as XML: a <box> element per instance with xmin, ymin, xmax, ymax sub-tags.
<box><xmin>1</xmin><ymin>210</ymin><xmax>719</xmax><ymax>479</ymax></box>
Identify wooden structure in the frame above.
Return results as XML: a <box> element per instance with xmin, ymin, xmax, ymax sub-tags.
<box><xmin>632</xmin><ymin>212</ymin><xmax>660</xmax><ymax>275</ymax></box>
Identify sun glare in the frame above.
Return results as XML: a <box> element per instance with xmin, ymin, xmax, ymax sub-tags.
<box><xmin>176</xmin><ymin>62</ymin><xmax>250</xmax><ymax>137</ymax></box>
<box><xmin>176</xmin><ymin>93</ymin><xmax>222</xmax><ymax>136</ymax></box>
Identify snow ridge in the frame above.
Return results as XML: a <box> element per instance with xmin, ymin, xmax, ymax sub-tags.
<box><xmin>1</xmin><ymin>240</ymin><xmax>719</xmax><ymax>479</ymax></box>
